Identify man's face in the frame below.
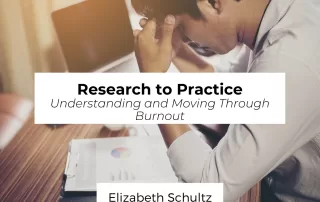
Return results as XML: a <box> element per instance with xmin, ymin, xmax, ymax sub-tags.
<box><xmin>175</xmin><ymin>0</ymin><xmax>238</xmax><ymax>54</ymax></box>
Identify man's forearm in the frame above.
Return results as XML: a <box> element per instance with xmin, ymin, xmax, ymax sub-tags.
<box><xmin>161</xmin><ymin>45</ymin><xmax>214</xmax><ymax>147</ymax></box>
<box><xmin>158</xmin><ymin>124</ymin><xmax>191</xmax><ymax>147</ymax></box>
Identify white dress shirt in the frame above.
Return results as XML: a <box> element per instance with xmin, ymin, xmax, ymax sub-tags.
<box><xmin>167</xmin><ymin>0</ymin><xmax>320</xmax><ymax>201</ymax></box>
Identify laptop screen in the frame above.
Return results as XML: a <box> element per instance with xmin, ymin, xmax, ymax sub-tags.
<box><xmin>52</xmin><ymin>0</ymin><xmax>134</xmax><ymax>72</ymax></box>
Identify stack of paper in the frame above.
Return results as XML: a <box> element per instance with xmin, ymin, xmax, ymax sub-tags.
<box><xmin>64</xmin><ymin>135</ymin><xmax>177</xmax><ymax>192</ymax></box>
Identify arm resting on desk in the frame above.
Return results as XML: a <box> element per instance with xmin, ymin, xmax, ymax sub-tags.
<box><xmin>159</xmin><ymin>55</ymin><xmax>320</xmax><ymax>202</ymax></box>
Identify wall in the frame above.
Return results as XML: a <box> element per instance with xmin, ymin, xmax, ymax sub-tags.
<box><xmin>0</xmin><ymin>0</ymin><xmax>240</xmax><ymax>99</ymax></box>
<box><xmin>0</xmin><ymin>0</ymin><xmax>68</xmax><ymax>100</ymax></box>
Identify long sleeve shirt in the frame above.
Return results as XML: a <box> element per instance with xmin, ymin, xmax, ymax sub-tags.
<box><xmin>167</xmin><ymin>0</ymin><xmax>320</xmax><ymax>201</ymax></box>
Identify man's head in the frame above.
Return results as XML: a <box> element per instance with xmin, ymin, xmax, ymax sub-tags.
<box><xmin>132</xmin><ymin>0</ymin><xmax>269</xmax><ymax>54</ymax></box>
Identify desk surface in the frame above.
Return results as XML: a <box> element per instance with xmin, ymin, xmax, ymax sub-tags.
<box><xmin>0</xmin><ymin>118</ymin><xmax>260</xmax><ymax>201</ymax></box>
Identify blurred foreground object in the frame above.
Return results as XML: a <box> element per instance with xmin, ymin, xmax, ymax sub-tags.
<box><xmin>0</xmin><ymin>94</ymin><xmax>33</xmax><ymax>151</ymax></box>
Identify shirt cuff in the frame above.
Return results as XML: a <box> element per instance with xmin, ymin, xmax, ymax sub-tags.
<box><xmin>167</xmin><ymin>130</ymin><xmax>212</xmax><ymax>182</ymax></box>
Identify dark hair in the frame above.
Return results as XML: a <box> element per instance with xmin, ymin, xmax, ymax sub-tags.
<box><xmin>131</xmin><ymin>0</ymin><xmax>202</xmax><ymax>20</ymax></box>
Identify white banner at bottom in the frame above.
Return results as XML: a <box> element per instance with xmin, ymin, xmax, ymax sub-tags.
<box><xmin>97</xmin><ymin>183</ymin><xmax>223</xmax><ymax>202</ymax></box>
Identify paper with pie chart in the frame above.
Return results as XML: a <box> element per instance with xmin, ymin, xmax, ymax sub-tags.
<box><xmin>95</xmin><ymin>136</ymin><xmax>178</xmax><ymax>183</ymax></box>
<box><xmin>111</xmin><ymin>147</ymin><xmax>131</xmax><ymax>159</ymax></box>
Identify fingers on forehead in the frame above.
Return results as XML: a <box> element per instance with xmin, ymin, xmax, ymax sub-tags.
<box><xmin>157</xmin><ymin>16</ymin><xmax>181</xmax><ymax>28</ymax></box>
<box><xmin>139</xmin><ymin>20</ymin><xmax>157</xmax><ymax>40</ymax></box>
<box><xmin>145</xmin><ymin>19</ymin><xmax>157</xmax><ymax>29</ymax></box>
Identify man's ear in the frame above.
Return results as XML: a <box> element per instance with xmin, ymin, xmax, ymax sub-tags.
<box><xmin>197</xmin><ymin>0</ymin><xmax>221</xmax><ymax>16</ymax></box>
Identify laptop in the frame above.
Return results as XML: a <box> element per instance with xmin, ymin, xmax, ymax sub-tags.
<box><xmin>52</xmin><ymin>0</ymin><xmax>135</xmax><ymax>73</ymax></box>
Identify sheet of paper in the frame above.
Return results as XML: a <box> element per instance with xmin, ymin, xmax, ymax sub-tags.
<box><xmin>127</xmin><ymin>124</ymin><xmax>162</xmax><ymax>137</ymax></box>
<box><xmin>141</xmin><ymin>125</ymin><xmax>163</xmax><ymax>136</ymax></box>
<box><xmin>65</xmin><ymin>135</ymin><xmax>179</xmax><ymax>192</ymax></box>
<box><xmin>95</xmin><ymin>136</ymin><xmax>177</xmax><ymax>183</ymax></box>
<box><xmin>75</xmin><ymin>141</ymin><xmax>97</xmax><ymax>190</ymax></box>
<box><xmin>65</xmin><ymin>140</ymin><xmax>97</xmax><ymax>192</ymax></box>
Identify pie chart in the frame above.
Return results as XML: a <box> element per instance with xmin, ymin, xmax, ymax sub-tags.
<box><xmin>111</xmin><ymin>147</ymin><xmax>131</xmax><ymax>159</ymax></box>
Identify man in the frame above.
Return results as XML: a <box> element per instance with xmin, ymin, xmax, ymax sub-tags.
<box><xmin>131</xmin><ymin>0</ymin><xmax>320</xmax><ymax>201</ymax></box>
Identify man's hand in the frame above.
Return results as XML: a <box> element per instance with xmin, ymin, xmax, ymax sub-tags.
<box><xmin>133</xmin><ymin>15</ymin><xmax>176</xmax><ymax>73</ymax></box>
<box><xmin>139</xmin><ymin>18</ymin><xmax>184</xmax><ymax>59</ymax></box>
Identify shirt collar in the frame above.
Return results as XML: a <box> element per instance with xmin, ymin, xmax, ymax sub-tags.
<box><xmin>253</xmin><ymin>0</ymin><xmax>295</xmax><ymax>54</ymax></box>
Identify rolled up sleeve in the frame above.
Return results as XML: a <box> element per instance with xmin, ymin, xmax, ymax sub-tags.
<box><xmin>166</xmin><ymin>53</ymin><xmax>320</xmax><ymax>202</ymax></box>
<box><xmin>167</xmin><ymin>131</ymin><xmax>213</xmax><ymax>182</ymax></box>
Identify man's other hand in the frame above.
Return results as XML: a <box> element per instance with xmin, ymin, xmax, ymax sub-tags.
<box><xmin>133</xmin><ymin>15</ymin><xmax>176</xmax><ymax>73</ymax></box>
<box><xmin>139</xmin><ymin>17</ymin><xmax>184</xmax><ymax>59</ymax></box>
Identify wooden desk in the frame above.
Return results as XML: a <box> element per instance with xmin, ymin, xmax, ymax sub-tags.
<box><xmin>0</xmin><ymin>118</ymin><xmax>260</xmax><ymax>201</ymax></box>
